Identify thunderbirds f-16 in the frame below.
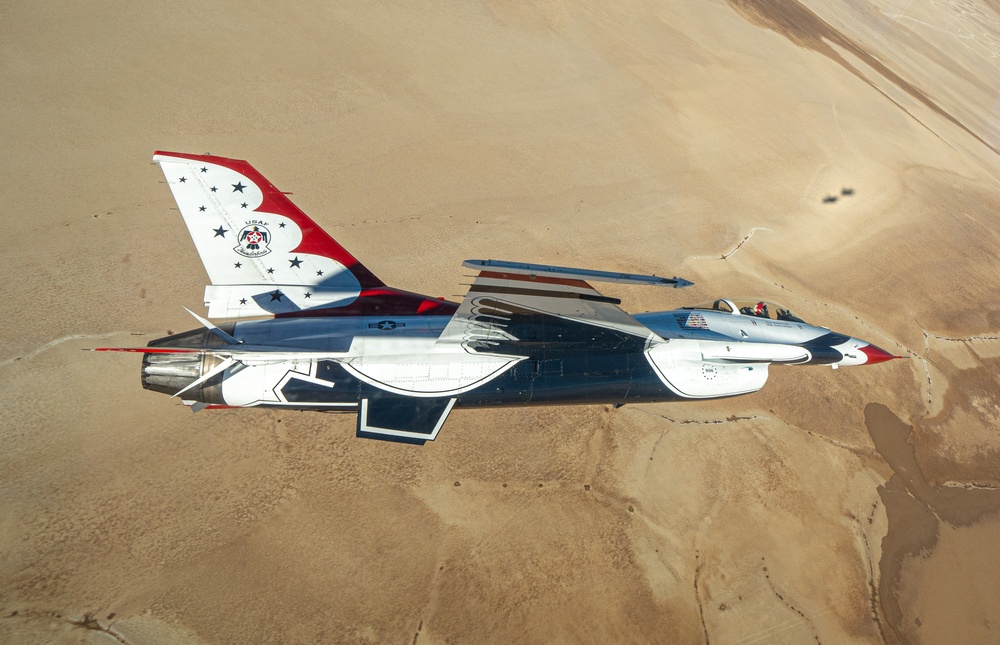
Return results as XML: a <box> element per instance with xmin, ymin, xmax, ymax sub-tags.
<box><xmin>99</xmin><ymin>152</ymin><xmax>901</xmax><ymax>444</ymax></box>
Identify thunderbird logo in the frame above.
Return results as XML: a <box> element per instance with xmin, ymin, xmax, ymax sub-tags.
<box><xmin>235</xmin><ymin>222</ymin><xmax>271</xmax><ymax>258</ymax></box>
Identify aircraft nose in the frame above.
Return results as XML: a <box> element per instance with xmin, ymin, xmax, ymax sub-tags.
<box><xmin>858</xmin><ymin>343</ymin><xmax>901</xmax><ymax>365</ymax></box>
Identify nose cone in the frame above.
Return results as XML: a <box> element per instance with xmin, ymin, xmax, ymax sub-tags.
<box><xmin>859</xmin><ymin>343</ymin><xmax>901</xmax><ymax>365</ymax></box>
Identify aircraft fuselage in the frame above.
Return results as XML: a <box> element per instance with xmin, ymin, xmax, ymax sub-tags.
<box><xmin>142</xmin><ymin>305</ymin><xmax>889</xmax><ymax>421</ymax></box>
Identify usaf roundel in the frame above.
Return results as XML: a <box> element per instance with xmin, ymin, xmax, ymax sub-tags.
<box><xmin>235</xmin><ymin>222</ymin><xmax>271</xmax><ymax>258</ymax></box>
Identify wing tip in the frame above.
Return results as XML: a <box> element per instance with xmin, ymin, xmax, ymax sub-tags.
<box><xmin>464</xmin><ymin>259</ymin><xmax>694</xmax><ymax>288</ymax></box>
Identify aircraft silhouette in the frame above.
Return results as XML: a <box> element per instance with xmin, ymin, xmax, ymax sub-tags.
<box><xmin>99</xmin><ymin>152</ymin><xmax>900</xmax><ymax>444</ymax></box>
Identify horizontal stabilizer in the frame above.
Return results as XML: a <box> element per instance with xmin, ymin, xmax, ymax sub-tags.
<box><xmin>463</xmin><ymin>259</ymin><xmax>693</xmax><ymax>288</ymax></box>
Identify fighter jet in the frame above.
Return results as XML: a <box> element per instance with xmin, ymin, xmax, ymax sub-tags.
<box><xmin>98</xmin><ymin>152</ymin><xmax>901</xmax><ymax>444</ymax></box>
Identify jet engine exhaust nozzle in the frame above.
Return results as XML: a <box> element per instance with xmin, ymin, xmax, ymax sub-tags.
<box><xmin>139</xmin><ymin>326</ymin><xmax>233</xmax><ymax>402</ymax></box>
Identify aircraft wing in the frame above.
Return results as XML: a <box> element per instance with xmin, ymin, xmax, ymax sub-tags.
<box><xmin>439</xmin><ymin>259</ymin><xmax>692</xmax><ymax>350</ymax></box>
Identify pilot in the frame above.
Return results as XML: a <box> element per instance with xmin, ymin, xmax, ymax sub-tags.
<box><xmin>754</xmin><ymin>301</ymin><xmax>768</xmax><ymax>317</ymax></box>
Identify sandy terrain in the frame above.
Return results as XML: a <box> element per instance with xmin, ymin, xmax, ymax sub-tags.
<box><xmin>2</xmin><ymin>0</ymin><xmax>999</xmax><ymax>643</ymax></box>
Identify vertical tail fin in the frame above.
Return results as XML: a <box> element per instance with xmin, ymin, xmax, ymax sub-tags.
<box><xmin>153</xmin><ymin>151</ymin><xmax>455</xmax><ymax>319</ymax></box>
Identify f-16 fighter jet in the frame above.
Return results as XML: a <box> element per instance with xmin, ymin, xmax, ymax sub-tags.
<box><xmin>99</xmin><ymin>152</ymin><xmax>901</xmax><ymax>444</ymax></box>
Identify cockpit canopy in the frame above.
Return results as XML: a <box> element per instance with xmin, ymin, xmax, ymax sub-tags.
<box><xmin>683</xmin><ymin>298</ymin><xmax>807</xmax><ymax>323</ymax></box>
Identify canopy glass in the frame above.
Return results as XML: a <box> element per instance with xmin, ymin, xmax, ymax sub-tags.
<box><xmin>682</xmin><ymin>299</ymin><xmax>807</xmax><ymax>323</ymax></box>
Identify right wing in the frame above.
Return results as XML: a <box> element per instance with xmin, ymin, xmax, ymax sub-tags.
<box><xmin>439</xmin><ymin>260</ymin><xmax>693</xmax><ymax>352</ymax></box>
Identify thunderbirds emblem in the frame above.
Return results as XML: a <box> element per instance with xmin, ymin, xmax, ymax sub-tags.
<box><xmin>235</xmin><ymin>221</ymin><xmax>271</xmax><ymax>258</ymax></box>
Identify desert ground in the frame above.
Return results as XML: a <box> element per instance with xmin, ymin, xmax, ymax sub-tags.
<box><xmin>2</xmin><ymin>1</ymin><xmax>999</xmax><ymax>643</ymax></box>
